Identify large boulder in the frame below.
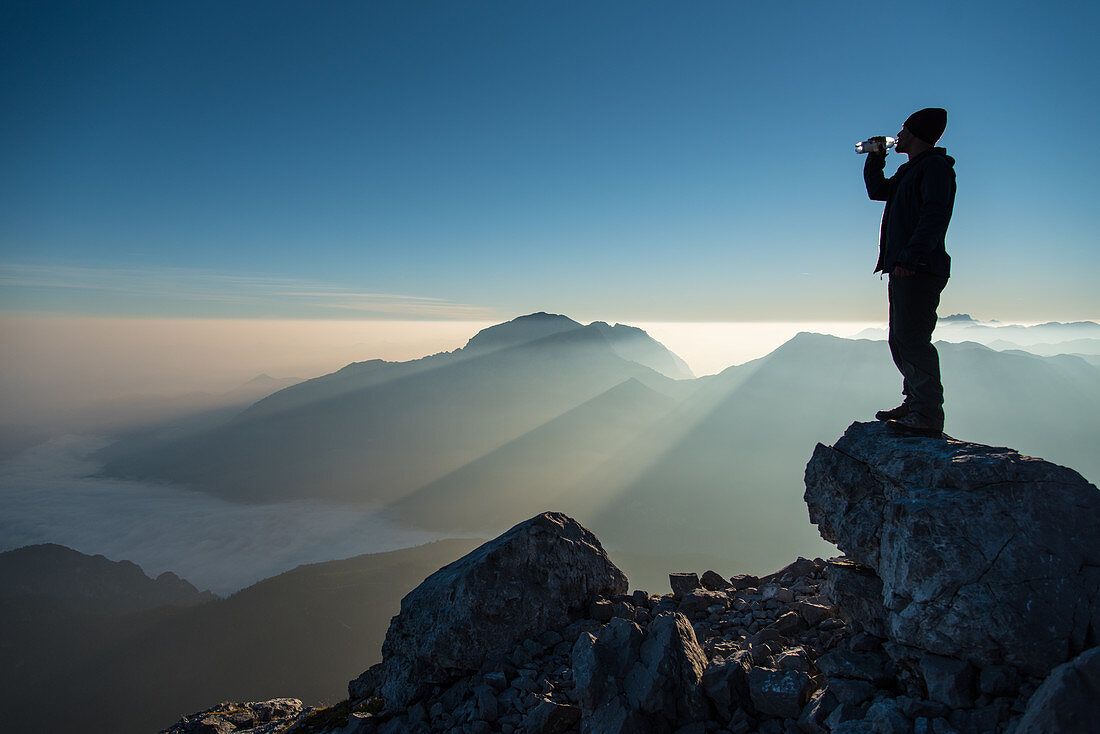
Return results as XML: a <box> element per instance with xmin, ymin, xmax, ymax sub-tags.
<box><xmin>355</xmin><ymin>512</ymin><xmax>627</xmax><ymax>708</ymax></box>
<box><xmin>805</xmin><ymin>421</ymin><xmax>1100</xmax><ymax>676</ymax></box>
<box><xmin>1017</xmin><ymin>645</ymin><xmax>1100</xmax><ymax>733</ymax></box>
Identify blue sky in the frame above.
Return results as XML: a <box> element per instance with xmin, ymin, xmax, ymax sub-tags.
<box><xmin>2</xmin><ymin>0</ymin><xmax>1098</xmax><ymax>322</ymax></box>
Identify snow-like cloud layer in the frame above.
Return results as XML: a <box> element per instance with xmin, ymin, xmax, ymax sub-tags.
<box><xmin>0</xmin><ymin>435</ymin><xmax>452</xmax><ymax>595</ymax></box>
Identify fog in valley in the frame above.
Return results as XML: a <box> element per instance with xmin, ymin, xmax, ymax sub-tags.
<box><xmin>0</xmin><ymin>435</ymin><xmax>448</xmax><ymax>595</ymax></box>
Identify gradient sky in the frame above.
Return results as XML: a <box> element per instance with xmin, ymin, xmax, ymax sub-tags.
<box><xmin>2</xmin><ymin>0</ymin><xmax>1098</xmax><ymax>322</ymax></box>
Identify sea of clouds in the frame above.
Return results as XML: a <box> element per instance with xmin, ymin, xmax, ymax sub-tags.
<box><xmin>0</xmin><ymin>435</ymin><xmax>450</xmax><ymax>596</ymax></box>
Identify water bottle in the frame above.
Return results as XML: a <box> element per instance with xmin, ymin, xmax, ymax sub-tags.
<box><xmin>855</xmin><ymin>136</ymin><xmax>897</xmax><ymax>154</ymax></box>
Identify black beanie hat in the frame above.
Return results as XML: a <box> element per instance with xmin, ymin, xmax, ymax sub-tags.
<box><xmin>904</xmin><ymin>108</ymin><xmax>948</xmax><ymax>144</ymax></box>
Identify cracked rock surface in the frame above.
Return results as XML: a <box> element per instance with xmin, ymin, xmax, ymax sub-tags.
<box><xmin>805</xmin><ymin>421</ymin><xmax>1100</xmax><ymax>677</ymax></box>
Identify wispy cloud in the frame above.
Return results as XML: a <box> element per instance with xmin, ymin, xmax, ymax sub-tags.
<box><xmin>0</xmin><ymin>263</ymin><xmax>493</xmax><ymax>319</ymax></box>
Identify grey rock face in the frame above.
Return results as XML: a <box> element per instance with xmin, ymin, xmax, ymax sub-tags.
<box><xmin>1016</xmin><ymin>645</ymin><xmax>1100</xmax><ymax>734</ymax></box>
<box><xmin>623</xmin><ymin>612</ymin><xmax>708</xmax><ymax>721</ymax></box>
<box><xmin>823</xmin><ymin>559</ymin><xmax>888</xmax><ymax>638</ymax></box>
<box><xmin>701</xmin><ymin>650</ymin><xmax>752</xmax><ymax>720</ymax></box>
<box><xmin>572</xmin><ymin>611</ymin><xmax>709</xmax><ymax>731</ymax></box>
<box><xmin>571</xmin><ymin>619</ymin><xmax>643</xmax><ymax>710</ymax></box>
<box><xmin>367</xmin><ymin>512</ymin><xmax>627</xmax><ymax>708</ymax></box>
<box><xmin>920</xmin><ymin>654</ymin><xmax>974</xmax><ymax>709</ymax></box>
<box><xmin>805</xmin><ymin>421</ymin><xmax>1100</xmax><ymax>676</ymax></box>
<box><xmin>747</xmin><ymin>666</ymin><xmax>814</xmax><ymax>718</ymax></box>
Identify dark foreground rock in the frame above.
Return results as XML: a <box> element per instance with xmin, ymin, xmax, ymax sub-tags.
<box><xmin>805</xmin><ymin>421</ymin><xmax>1100</xmax><ymax>677</ymax></box>
<box><xmin>1016</xmin><ymin>645</ymin><xmax>1100</xmax><ymax>734</ymax></box>
<box><xmin>353</xmin><ymin>511</ymin><xmax>628</xmax><ymax>709</ymax></box>
<box><xmin>164</xmin><ymin>426</ymin><xmax>1100</xmax><ymax>734</ymax></box>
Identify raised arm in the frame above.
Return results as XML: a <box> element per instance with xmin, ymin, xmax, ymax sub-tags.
<box><xmin>864</xmin><ymin>150</ymin><xmax>891</xmax><ymax>201</ymax></box>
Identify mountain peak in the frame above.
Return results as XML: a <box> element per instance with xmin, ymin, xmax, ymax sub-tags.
<box><xmin>462</xmin><ymin>313</ymin><xmax>583</xmax><ymax>353</ymax></box>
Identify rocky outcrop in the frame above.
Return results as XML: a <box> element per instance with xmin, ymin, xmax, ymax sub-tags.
<box><xmin>805</xmin><ymin>421</ymin><xmax>1100</xmax><ymax>677</ymax></box>
<box><xmin>326</xmin><ymin>551</ymin><xmax>846</xmax><ymax>734</ymax></box>
<box><xmin>160</xmin><ymin>699</ymin><xmax>306</xmax><ymax>734</ymax></box>
<box><xmin>164</xmin><ymin>425</ymin><xmax>1100</xmax><ymax>734</ymax></box>
<box><xmin>351</xmin><ymin>512</ymin><xmax>628</xmax><ymax>709</ymax></box>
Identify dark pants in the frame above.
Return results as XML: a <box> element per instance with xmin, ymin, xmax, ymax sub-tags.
<box><xmin>888</xmin><ymin>273</ymin><xmax>949</xmax><ymax>427</ymax></box>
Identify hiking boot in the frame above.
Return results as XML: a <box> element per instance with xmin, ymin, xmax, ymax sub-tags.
<box><xmin>887</xmin><ymin>413</ymin><xmax>944</xmax><ymax>438</ymax></box>
<box><xmin>875</xmin><ymin>403</ymin><xmax>910</xmax><ymax>421</ymax></box>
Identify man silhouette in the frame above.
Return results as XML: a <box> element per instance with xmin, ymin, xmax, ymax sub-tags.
<box><xmin>864</xmin><ymin>108</ymin><xmax>955</xmax><ymax>437</ymax></box>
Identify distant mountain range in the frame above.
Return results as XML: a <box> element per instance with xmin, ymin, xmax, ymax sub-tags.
<box><xmin>97</xmin><ymin>313</ymin><xmax>1100</xmax><ymax>580</ymax></box>
<box><xmin>98</xmin><ymin>313</ymin><xmax>694</xmax><ymax>504</ymax></box>
<box><xmin>856</xmin><ymin>317</ymin><xmax>1100</xmax><ymax>351</ymax></box>
<box><xmin>0</xmin><ymin>543</ymin><xmax>214</xmax><ymax>614</ymax></box>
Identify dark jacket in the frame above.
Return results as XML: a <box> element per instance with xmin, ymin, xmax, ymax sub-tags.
<box><xmin>865</xmin><ymin>147</ymin><xmax>955</xmax><ymax>278</ymax></box>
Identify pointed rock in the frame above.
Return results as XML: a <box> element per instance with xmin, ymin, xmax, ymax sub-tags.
<box><xmin>354</xmin><ymin>512</ymin><xmax>627</xmax><ymax>708</ymax></box>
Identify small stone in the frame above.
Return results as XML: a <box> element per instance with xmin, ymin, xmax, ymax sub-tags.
<box><xmin>612</xmin><ymin>601</ymin><xmax>635</xmax><ymax>620</ymax></box>
<box><xmin>967</xmin><ymin>703</ymin><xmax>1008</xmax><ymax>733</ymax></box>
<box><xmin>798</xmin><ymin>687</ymin><xmax>838</xmax><ymax>732</ymax></box>
<box><xmin>538</xmin><ymin>630</ymin><xmax>563</xmax><ymax>647</ymax></box>
<box><xmin>818</xmin><ymin>649</ymin><xmax>893</xmax><ymax>686</ymax></box>
<box><xmin>476</xmin><ymin>686</ymin><xmax>499</xmax><ymax>723</ymax></box>
<box><xmin>978</xmin><ymin>665</ymin><xmax>1018</xmax><ymax>697</ymax></box>
<box><xmin>774</xmin><ymin>647</ymin><xmax>811</xmax><ymax>673</ymax></box>
<box><xmin>377</xmin><ymin>715</ymin><xmax>409</xmax><ymax>734</ymax></box>
<box><xmin>770</xmin><ymin>610</ymin><xmax>804</xmax><ymax>635</ymax></box>
<box><xmin>794</xmin><ymin>600</ymin><xmax>834</xmax><ymax>627</ymax></box>
<box><xmin>589</xmin><ymin>599</ymin><xmax>614</xmax><ymax>622</ymax></box>
<box><xmin>701</xmin><ymin>650</ymin><xmax>752</xmax><ymax>719</ymax></box>
<box><xmin>632</xmin><ymin>589</ymin><xmax>649</xmax><ymax>606</ymax></box>
<box><xmin>701</xmin><ymin>570</ymin><xmax>732</xmax><ymax>591</ymax></box>
<box><xmin>485</xmin><ymin>671</ymin><xmax>508</xmax><ymax>691</ymax></box>
<box><xmin>408</xmin><ymin>702</ymin><xmax>427</xmax><ymax>723</ymax></box>
<box><xmin>729</xmin><ymin>574</ymin><xmax>759</xmax><ymax>590</ymax></box>
<box><xmin>670</xmin><ymin>572</ymin><xmax>701</xmax><ymax>597</ymax></box>
<box><xmin>679</xmin><ymin>589</ymin><xmax>727</xmax><ymax>615</ymax></box>
<box><xmin>673</xmin><ymin>723</ymin><xmax>708</xmax><ymax>734</ymax></box>
<box><xmin>897</xmin><ymin>696</ymin><xmax>949</xmax><ymax>720</ymax></box>
<box><xmin>824</xmin><ymin>703</ymin><xmax>866</xmax><ymax>732</ymax></box>
<box><xmin>519</xmin><ymin>700</ymin><xmax>580</xmax><ymax>734</ymax></box>
<box><xmin>827</xmin><ymin>678</ymin><xmax>876</xmax><ymax>706</ymax></box>
<box><xmin>865</xmin><ymin>698</ymin><xmax>910</xmax><ymax>734</ymax></box>
<box><xmin>921</xmin><ymin>654</ymin><xmax>975</xmax><ymax>709</ymax></box>
<box><xmin>748</xmin><ymin>666</ymin><xmax>815</xmax><ymax>719</ymax></box>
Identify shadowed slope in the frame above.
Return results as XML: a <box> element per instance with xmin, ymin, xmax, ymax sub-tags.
<box><xmin>389</xmin><ymin>377</ymin><xmax>679</xmax><ymax>532</ymax></box>
<box><xmin>0</xmin><ymin>539</ymin><xmax>482</xmax><ymax>734</ymax></box>
<box><xmin>98</xmin><ymin>318</ymin><xmax>688</xmax><ymax>503</ymax></box>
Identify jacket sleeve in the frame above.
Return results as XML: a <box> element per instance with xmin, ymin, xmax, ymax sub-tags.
<box><xmin>897</xmin><ymin>159</ymin><xmax>956</xmax><ymax>269</ymax></box>
<box><xmin>864</xmin><ymin>152</ymin><xmax>890</xmax><ymax>201</ymax></box>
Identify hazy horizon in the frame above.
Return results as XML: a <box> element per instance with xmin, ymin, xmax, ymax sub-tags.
<box><xmin>2</xmin><ymin>314</ymin><xmax>1096</xmax><ymax>598</ymax></box>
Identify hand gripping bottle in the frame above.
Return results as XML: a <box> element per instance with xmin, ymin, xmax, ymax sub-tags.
<box><xmin>855</xmin><ymin>136</ymin><xmax>897</xmax><ymax>154</ymax></box>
